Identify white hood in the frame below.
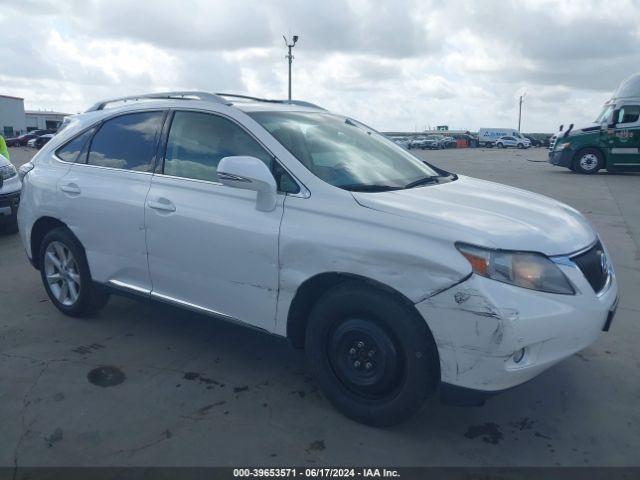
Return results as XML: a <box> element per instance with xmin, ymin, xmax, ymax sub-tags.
<box><xmin>352</xmin><ymin>176</ymin><xmax>595</xmax><ymax>256</ymax></box>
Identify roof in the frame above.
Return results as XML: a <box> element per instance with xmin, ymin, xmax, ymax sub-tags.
<box><xmin>84</xmin><ymin>91</ymin><xmax>326</xmax><ymax>114</ymax></box>
<box><xmin>25</xmin><ymin>110</ymin><xmax>70</xmax><ymax>116</ymax></box>
<box><xmin>613</xmin><ymin>73</ymin><xmax>640</xmax><ymax>99</ymax></box>
<box><xmin>0</xmin><ymin>94</ymin><xmax>24</xmax><ymax>101</ymax></box>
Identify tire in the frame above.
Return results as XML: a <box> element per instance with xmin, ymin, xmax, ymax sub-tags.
<box><xmin>39</xmin><ymin>227</ymin><xmax>110</xmax><ymax>317</ymax></box>
<box><xmin>573</xmin><ymin>148</ymin><xmax>603</xmax><ymax>174</ymax></box>
<box><xmin>496</xmin><ymin>142</ymin><xmax>504</xmax><ymax>148</ymax></box>
<box><xmin>517</xmin><ymin>143</ymin><xmax>524</xmax><ymax>149</ymax></box>
<box><xmin>305</xmin><ymin>282</ymin><xmax>439</xmax><ymax>427</ymax></box>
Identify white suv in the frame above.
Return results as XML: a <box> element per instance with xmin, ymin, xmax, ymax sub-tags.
<box><xmin>17</xmin><ymin>92</ymin><xmax>618</xmax><ymax>426</ymax></box>
<box><xmin>495</xmin><ymin>135</ymin><xmax>531</xmax><ymax>149</ymax></box>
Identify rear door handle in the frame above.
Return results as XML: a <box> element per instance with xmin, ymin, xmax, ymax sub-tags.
<box><xmin>59</xmin><ymin>183</ymin><xmax>81</xmax><ymax>195</ymax></box>
<box><xmin>147</xmin><ymin>198</ymin><xmax>176</xmax><ymax>213</ymax></box>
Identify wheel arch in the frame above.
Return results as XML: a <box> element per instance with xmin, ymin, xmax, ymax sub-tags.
<box><xmin>286</xmin><ymin>272</ymin><xmax>430</xmax><ymax>349</ymax></box>
<box><xmin>572</xmin><ymin>146</ymin><xmax>606</xmax><ymax>168</ymax></box>
<box><xmin>30</xmin><ymin>216</ymin><xmax>71</xmax><ymax>269</ymax></box>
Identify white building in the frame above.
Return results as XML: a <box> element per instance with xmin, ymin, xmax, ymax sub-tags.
<box><xmin>0</xmin><ymin>95</ymin><xmax>27</xmax><ymax>137</ymax></box>
<box><xmin>25</xmin><ymin>110</ymin><xmax>69</xmax><ymax>131</ymax></box>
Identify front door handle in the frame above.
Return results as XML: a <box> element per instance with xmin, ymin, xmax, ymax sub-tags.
<box><xmin>147</xmin><ymin>198</ymin><xmax>176</xmax><ymax>213</ymax></box>
<box><xmin>59</xmin><ymin>183</ymin><xmax>81</xmax><ymax>195</ymax></box>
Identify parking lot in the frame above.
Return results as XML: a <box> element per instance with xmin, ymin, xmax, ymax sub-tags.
<box><xmin>1</xmin><ymin>146</ymin><xmax>639</xmax><ymax>467</ymax></box>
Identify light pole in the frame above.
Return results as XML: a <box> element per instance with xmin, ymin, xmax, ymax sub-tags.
<box><xmin>283</xmin><ymin>34</ymin><xmax>298</xmax><ymax>101</ymax></box>
<box><xmin>517</xmin><ymin>93</ymin><xmax>526</xmax><ymax>131</ymax></box>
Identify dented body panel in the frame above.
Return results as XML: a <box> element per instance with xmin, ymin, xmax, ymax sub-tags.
<box><xmin>274</xmin><ymin>191</ymin><xmax>473</xmax><ymax>335</ymax></box>
<box><xmin>416</xmin><ymin>260</ymin><xmax>618</xmax><ymax>391</ymax></box>
<box><xmin>19</xmin><ymin>96</ymin><xmax>619</xmax><ymax>398</ymax></box>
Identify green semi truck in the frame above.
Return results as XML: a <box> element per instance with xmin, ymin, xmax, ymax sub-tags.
<box><xmin>549</xmin><ymin>73</ymin><xmax>640</xmax><ymax>174</ymax></box>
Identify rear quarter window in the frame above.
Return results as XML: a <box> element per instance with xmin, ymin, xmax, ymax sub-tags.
<box><xmin>55</xmin><ymin>127</ymin><xmax>96</xmax><ymax>163</ymax></box>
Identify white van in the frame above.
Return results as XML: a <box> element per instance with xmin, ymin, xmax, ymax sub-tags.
<box><xmin>478</xmin><ymin>128</ymin><xmax>526</xmax><ymax>147</ymax></box>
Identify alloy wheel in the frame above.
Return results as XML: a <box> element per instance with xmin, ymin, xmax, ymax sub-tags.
<box><xmin>44</xmin><ymin>241</ymin><xmax>81</xmax><ymax>306</ymax></box>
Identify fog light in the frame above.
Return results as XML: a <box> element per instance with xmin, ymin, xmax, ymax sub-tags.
<box><xmin>513</xmin><ymin>348</ymin><xmax>526</xmax><ymax>364</ymax></box>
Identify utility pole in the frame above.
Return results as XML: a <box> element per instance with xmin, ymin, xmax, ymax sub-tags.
<box><xmin>517</xmin><ymin>93</ymin><xmax>526</xmax><ymax>131</ymax></box>
<box><xmin>283</xmin><ymin>34</ymin><xmax>299</xmax><ymax>101</ymax></box>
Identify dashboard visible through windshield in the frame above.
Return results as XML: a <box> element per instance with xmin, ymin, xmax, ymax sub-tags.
<box><xmin>249</xmin><ymin>111</ymin><xmax>455</xmax><ymax>191</ymax></box>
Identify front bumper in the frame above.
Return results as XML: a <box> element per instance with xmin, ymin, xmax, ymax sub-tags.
<box><xmin>549</xmin><ymin>148</ymin><xmax>574</xmax><ymax>168</ymax></box>
<box><xmin>0</xmin><ymin>190</ymin><xmax>20</xmax><ymax>225</ymax></box>
<box><xmin>416</xmin><ymin>251</ymin><xmax>618</xmax><ymax>393</ymax></box>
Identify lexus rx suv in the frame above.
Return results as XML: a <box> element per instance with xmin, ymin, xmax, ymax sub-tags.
<box><xmin>17</xmin><ymin>92</ymin><xmax>618</xmax><ymax>426</ymax></box>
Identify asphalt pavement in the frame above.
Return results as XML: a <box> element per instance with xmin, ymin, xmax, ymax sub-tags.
<box><xmin>1</xmin><ymin>146</ymin><xmax>638</xmax><ymax>467</ymax></box>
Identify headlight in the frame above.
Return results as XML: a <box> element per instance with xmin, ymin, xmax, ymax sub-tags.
<box><xmin>0</xmin><ymin>163</ymin><xmax>17</xmax><ymax>180</ymax></box>
<box><xmin>557</xmin><ymin>142</ymin><xmax>571</xmax><ymax>150</ymax></box>
<box><xmin>456</xmin><ymin>243</ymin><xmax>575</xmax><ymax>294</ymax></box>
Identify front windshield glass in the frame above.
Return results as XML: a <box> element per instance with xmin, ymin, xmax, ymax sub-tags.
<box><xmin>249</xmin><ymin>111</ymin><xmax>442</xmax><ymax>191</ymax></box>
<box><xmin>595</xmin><ymin>103</ymin><xmax>614</xmax><ymax>123</ymax></box>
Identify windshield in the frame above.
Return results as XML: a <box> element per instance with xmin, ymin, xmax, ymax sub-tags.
<box><xmin>595</xmin><ymin>103</ymin><xmax>614</xmax><ymax>123</ymax></box>
<box><xmin>249</xmin><ymin>112</ymin><xmax>442</xmax><ymax>191</ymax></box>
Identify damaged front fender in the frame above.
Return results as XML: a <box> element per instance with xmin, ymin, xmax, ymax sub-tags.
<box><xmin>416</xmin><ymin>271</ymin><xmax>613</xmax><ymax>391</ymax></box>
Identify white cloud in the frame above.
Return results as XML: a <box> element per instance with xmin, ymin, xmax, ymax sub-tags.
<box><xmin>0</xmin><ymin>0</ymin><xmax>638</xmax><ymax>132</ymax></box>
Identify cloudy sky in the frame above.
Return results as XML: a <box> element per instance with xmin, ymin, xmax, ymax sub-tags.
<box><xmin>1</xmin><ymin>0</ymin><xmax>638</xmax><ymax>132</ymax></box>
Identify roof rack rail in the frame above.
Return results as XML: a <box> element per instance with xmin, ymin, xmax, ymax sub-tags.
<box><xmin>215</xmin><ymin>93</ymin><xmax>327</xmax><ymax>111</ymax></box>
<box><xmin>86</xmin><ymin>91</ymin><xmax>232</xmax><ymax>112</ymax></box>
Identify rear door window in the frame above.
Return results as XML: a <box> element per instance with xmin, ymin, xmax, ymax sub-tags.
<box><xmin>86</xmin><ymin>111</ymin><xmax>164</xmax><ymax>171</ymax></box>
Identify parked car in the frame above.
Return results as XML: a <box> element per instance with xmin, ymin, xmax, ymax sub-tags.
<box><xmin>389</xmin><ymin>136</ymin><xmax>410</xmax><ymax>149</ymax></box>
<box><xmin>523</xmin><ymin>135</ymin><xmax>541</xmax><ymax>147</ymax></box>
<box><xmin>412</xmin><ymin>135</ymin><xmax>447</xmax><ymax>150</ymax></box>
<box><xmin>478</xmin><ymin>128</ymin><xmax>528</xmax><ymax>147</ymax></box>
<box><xmin>18</xmin><ymin>91</ymin><xmax>618</xmax><ymax>426</ymax></box>
<box><xmin>32</xmin><ymin>133</ymin><xmax>55</xmax><ymax>149</ymax></box>
<box><xmin>0</xmin><ymin>153</ymin><xmax>21</xmax><ymax>233</ymax></box>
<box><xmin>441</xmin><ymin>136</ymin><xmax>457</xmax><ymax>148</ymax></box>
<box><xmin>425</xmin><ymin>135</ymin><xmax>445</xmax><ymax>149</ymax></box>
<box><xmin>410</xmin><ymin>136</ymin><xmax>440</xmax><ymax>150</ymax></box>
<box><xmin>408</xmin><ymin>136</ymin><xmax>428</xmax><ymax>149</ymax></box>
<box><xmin>495</xmin><ymin>135</ymin><xmax>531</xmax><ymax>149</ymax></box>
<box><xmin>5</xmin><ymin>129</ymin><xmax>55</xmax><ymax>147</ymax></box>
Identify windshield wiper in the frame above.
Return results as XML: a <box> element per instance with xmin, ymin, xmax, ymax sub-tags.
<box><xmin>341</xmin><ymin>184</ymin><xmax>403</xmax><ymax>192</ymax></box>
<box><xmin>404</xmin><ymin>173</ymin><xmax>457</xmax><ymax>189</ymax></box>
<box><xmin>403</xmin><ymin>176</ymin><xmax>441</xmax><ymax>189</ymax></box>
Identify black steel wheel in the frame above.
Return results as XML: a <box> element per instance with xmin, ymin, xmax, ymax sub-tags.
<box><xmin>328</xmin><ymin>318</ymin><xmax>403</xmax><ymax>400</ymax></box>
<box><xmin>305</xmin><ymin>282</ymin><xmax>439</xmax><ymax>427</ymax></box>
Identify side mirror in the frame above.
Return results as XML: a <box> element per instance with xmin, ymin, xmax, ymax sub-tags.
<box><xmin>217</xmin><ymin>156</ymin><xmax>277</xmax><ymax>212</ymax></box>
